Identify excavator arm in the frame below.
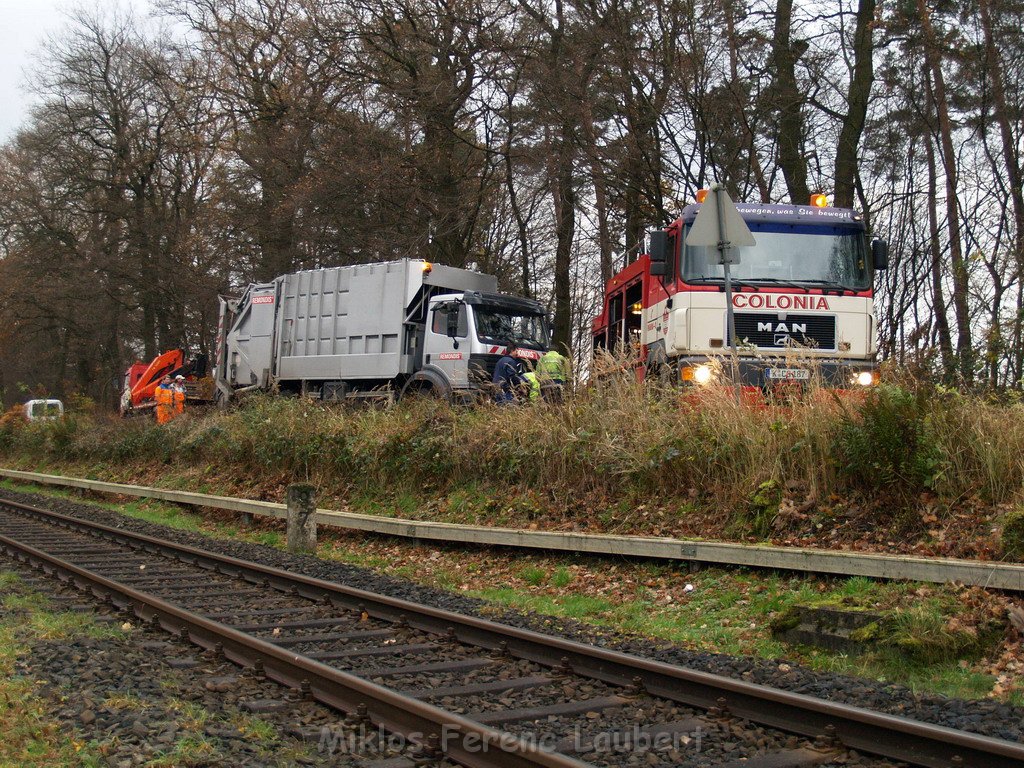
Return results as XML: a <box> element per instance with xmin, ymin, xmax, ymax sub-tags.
<box><xmin>127</xmin><ymin>350</ymin><xmax>184</xmax><ymax>410</ymax></box>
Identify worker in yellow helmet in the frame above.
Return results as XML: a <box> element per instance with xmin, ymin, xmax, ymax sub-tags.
<box><xmin>536</xmin><ymin>349</ymin><xmax>569</xmax><ymax>403</ymax></box>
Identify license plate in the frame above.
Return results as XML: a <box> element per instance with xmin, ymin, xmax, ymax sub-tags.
<box><xmin>765</xmin><ymin>368</ymin><xmax>811</xmax><ymax>381</ymax></box>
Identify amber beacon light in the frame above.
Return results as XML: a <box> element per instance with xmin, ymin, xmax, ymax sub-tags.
<box><xmin>809</xmin><ymin>193</ymin><xmax>828</xmax><ymax>208</ymax></box>
<box><xmin>696</xmin><ymin>188</ymin><xmax>709</xmax><ymax>203</ymax></box>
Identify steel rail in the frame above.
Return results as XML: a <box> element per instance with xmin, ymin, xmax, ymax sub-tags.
<box><xmin>2</xmin><ymin>497</ymin><xmax>1023</xmax><ymax>768</ymax></box>
<box><xmin>0</xmin><ymin>533</ymin><xmax>586</xmax><ymax>768</ymax></box>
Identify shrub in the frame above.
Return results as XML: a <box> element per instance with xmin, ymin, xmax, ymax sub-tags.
<box><xmin>0</xmin><ymin>406</ymin><xmax>26</xmax><ymax>451</ymax></box>
<box><xmin>2</xmin><ymin>377</ymin><xmax>1024</xmax><ymax>531</ymax></box>
<box><xmin>834</xmin><ymin>385</ymin><xmax>943</xmax><ymax>497</ymax></box>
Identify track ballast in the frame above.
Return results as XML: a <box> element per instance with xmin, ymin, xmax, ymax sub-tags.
<box><xmin>1</xmin><ymin>496</ymin><xmax>1021</xmax><ymax>768</ymax></box>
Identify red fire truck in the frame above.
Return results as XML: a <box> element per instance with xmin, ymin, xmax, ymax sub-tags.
<box><xmin>592</xmin><ymin>194</ymin><xmax>889</xmax><ymax>390</ymax></box>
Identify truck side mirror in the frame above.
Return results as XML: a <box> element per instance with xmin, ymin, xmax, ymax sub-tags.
<box><xmin>650</xmin><ymin>262</ymin><xmax>668</xmax><ymax>276</ymax></box>
<box><xmin>446</xmin><ymin>310</ymin><xmax>459</xmax><ymax>337</ymax></box>
<box><xmin>871</xmin><ymin>239</ymin><xmax>889</xmax><ymax>271</ymax></box>
<box><xmin>648</xmin><ymin>230</ymin><xmax>668</xmax><ymax>264</ymax></box>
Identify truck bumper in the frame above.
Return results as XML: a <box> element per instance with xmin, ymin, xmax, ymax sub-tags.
<box><xmin>675</xmin><ymin>355</ymin><xmax>878</xmax><ymax>389</ymax></box>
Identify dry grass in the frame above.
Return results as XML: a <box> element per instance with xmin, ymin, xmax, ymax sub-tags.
<box><xmin>4</xmin><ymin>368</ymin><xmax>1024</xmax><ymax>548</ymax></box>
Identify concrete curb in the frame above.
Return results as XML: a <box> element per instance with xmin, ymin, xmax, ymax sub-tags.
<box><xmin>2</xmin><ymin>467</ymin><xmax>1022</xmax><ymax>591</ymax></box>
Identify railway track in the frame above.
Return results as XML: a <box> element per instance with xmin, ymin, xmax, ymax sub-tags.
<box><xmin>0</xmin><ymin>496</ymin><xmax>1021</xmax><ymax>768</ymax></box>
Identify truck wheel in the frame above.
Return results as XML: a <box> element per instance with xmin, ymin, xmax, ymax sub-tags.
<box><xmin>400</xmin><ymin>379</ymin><xmax>450</xmax><ymax>402</ymax></box>
<box><xmin>644</xmin><ymin>346</ymin><xmax>675</xmax><ymax>387</ymax></box>
<box><xmin>213</xmin><ymin>389</ymin><xmax>231</xmax><ymax>411</ymax></box>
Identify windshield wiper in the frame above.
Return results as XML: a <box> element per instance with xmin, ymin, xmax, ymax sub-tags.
<box><xmin>686</xmin><ymin>277</ymin><xmax>760</xmax><ymax>290</ymax></box>
<box><xmin>797</xmin><ymin>279</ymin><xmax>858</xmax><ymax>293</ymax></box>
<box><xmin>742</xmin><ymin>277</ymin><xmax>859</xmax><ymax>293</ymax></box>
<box><xmin>742</xmin><ymin>278</ymin><xmax>811</xmax><ymax>291</ymax></box>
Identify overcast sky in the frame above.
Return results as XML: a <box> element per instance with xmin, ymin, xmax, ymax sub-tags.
<box><xmin>0</xmin><ymin>0</ymin><xmax>152</xmax><ymax>142</ymax></box>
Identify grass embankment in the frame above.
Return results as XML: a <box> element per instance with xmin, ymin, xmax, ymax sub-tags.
<box><xmin>4</xmin><ymin>481</ymin><xmax>1020</xmax><ymax>705</ymax></box>
<box><xmin>0</xmin><ymin>572</ymin><xmax>122</xmax><ymax>765</ymax></box>
<box><xmin>2</xmin><ymin>378</ymin><xmax>1024</xmax><ymax>558</ymax></box>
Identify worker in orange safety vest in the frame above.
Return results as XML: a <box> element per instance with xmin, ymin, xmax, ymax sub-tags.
<box><xmin>172</xmin><ymin>375</ymin><xmax>187</xmax><ymax>417</ymax></box>
<box><xmin>154</xmin><ymin>376</ymin><xmax>176</xmax><ymax>425</ymax></box>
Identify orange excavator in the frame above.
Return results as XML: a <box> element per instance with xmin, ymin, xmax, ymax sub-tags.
<box><xmin>120</xmin><ymin>350</ymin><xmax>213</xmax><ymax>416</ymax></box>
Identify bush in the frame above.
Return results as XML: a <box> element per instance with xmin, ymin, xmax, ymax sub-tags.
<box><xmin>1</xmin><ymin>380</ymin><xmax>1023</xmax><ymax>533</ymax></box>
<box><xmin>0</xmin><ymin>405</ymin><xmax>27</xmax><ymax>451</ymax></box>
<box><xmin>834</xmin><ymin>385</ymin><xmax>943</xmax><ymax>497</ymax></box>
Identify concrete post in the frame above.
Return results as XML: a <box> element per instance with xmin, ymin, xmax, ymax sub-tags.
<box><xmin>286</xmin><ymin>484</ymin><xmax>317</xmax><ymax>554</ymax></box>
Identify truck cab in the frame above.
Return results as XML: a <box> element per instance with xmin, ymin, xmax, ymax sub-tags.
<box><xmin>416</xmin><ymin>291</ymin><xmax>551</xmax><ymax>397</ymax></box>
<box><xmin>24</xmin><ymin>399</ymin><xmax>64</xmax><ymax>421</ymax></box>
<box><xmin>593</xmin><ymin>198</ymin><xmax>888</xmax><ymax>391</ymax></box>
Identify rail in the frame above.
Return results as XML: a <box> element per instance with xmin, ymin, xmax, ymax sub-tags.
<box><xmin>2</xmin><ymin>495</ymin><xmax>1022</xmax><ymax>768</ymax></box>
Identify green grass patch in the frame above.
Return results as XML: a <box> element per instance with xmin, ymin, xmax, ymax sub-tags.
<box><xmin>168</xmin><ymin>699</ymin><xmax>212</xmax><ymax>731</ymax></box>
<box><xmin>0</xmin><ymin>572</ymin><xmax>108</xmax><ymax>765</ymax></box>
<box><xmin>229</xmin><ymin>712</ymin><xmax>278</xmax><ymax>743</ymax></box>
<box><xmin>551</xmin><ymin>566</ymin><xmax>573</xmax><ymax>588</ymax></box>
<box><xmin>518</xmin><ymin>566</ymin><xmax>548</xmax><ymax>586</ymax></box>
<box><xmin>145</xmin><ymin>734</ymin><xmax>221</xmax><ymax>767</ymax></box>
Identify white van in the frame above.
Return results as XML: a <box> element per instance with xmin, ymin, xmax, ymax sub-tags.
<box><xmin>24</xmin><ymin>399</ymin><xmax>64</xmax><ymax>421</ymax></box>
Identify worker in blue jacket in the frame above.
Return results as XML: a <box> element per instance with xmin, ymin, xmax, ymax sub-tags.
<box><xmin>492</xmin><ymin>344</ymin><xmax>527</xmax><ymax>404</ymax></box>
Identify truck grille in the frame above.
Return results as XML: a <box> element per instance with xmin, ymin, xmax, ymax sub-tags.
<box><xmin>730</xmin><ymin>313</ymin><xmax>836</xmax><ymax>350</ymax></box>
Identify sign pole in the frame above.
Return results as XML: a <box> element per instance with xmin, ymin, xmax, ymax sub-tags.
<box><xmin>684</xmin><ymin>182</ymin><xmax>754</xmax><ymax>405</ymax></box>
<box><xmin>713</xmin><ymin>186</ymin><xmax>742</xmax><ymax>404</ymax></box>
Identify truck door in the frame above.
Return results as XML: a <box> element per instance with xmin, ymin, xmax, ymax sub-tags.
<box><xmin>425</xmin><ymin>302</ymin><xmax>470</xmax><ymax>387</ymax></box>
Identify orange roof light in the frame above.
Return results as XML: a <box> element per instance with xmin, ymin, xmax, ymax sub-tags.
<box><xmin>421</xmin><ymin>261</ymin><xmax>433</xmax><ymax>274</ymax></box>
<box><xmin>696</xmin><ymin>188</ymin><xmax>709</xmax><ymax>203</ymax></box>
<box><xmin>810</xmin><ymin>193</ymin><xmax>828</xmax><ymax>208</ymax></box>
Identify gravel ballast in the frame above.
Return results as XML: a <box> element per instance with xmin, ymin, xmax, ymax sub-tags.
<box><xmin>1</xmin><ymin>559</ymin><xmax>414</xmax><ymax>767</ymax></box>
<box><xmin>1</xmin><ymin>485</ymin><xmax>1021</xmax><ymax>747</ymax></box>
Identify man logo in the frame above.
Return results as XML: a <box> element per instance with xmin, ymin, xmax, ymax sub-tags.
<box><xmin>757</xmin><ymin>321</ymin><xmax>806</xmax><ymax>345</ymax></box>
<box><xmin>757</xmin><ymin>321</ymin><xmax>807</xmax><ymax>334</ymax></box>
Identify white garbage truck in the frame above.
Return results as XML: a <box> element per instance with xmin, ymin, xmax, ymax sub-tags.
<box><xmin>213</xmin><ymin>259</ymin><xmax>551</xmax><ymax>402</ymax></box>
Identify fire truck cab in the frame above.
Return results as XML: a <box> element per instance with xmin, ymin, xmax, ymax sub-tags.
<box><xmin>592</xmin><ymin>199</ymin><xmax>888</xmax><ymax>389</ymax></box>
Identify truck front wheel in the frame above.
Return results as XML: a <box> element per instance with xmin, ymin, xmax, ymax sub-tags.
<box><xmin>399</xmin><ymin>373</ymin><xmax>452</xmax><ymax>403</ymax></box>
<box><xmin>643</xmin><ymin>344</ymin><xmax>675</xmax><ymax>387</ymax></box>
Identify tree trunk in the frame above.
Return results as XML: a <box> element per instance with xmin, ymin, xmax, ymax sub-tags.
<box><xmin>504</xmin><ymin>145</ymin><xmax>533</xmax><ymax>298</ymax></box>
<box><xmin>834</xmin><ymin>0</ymin><xmax>876</xmax><ymax>208</ymax></box>
<box><xmin>979</xmin><ymin>0</ymin><xmax>1024</xmax><ymax>385</ymax></box>
<box><xmin>552</xmin><ymin>122</ymin><xmax>575</xmax><ymax>354</ymax></box>
<box><xmin>580</xmin><ymin>94</ymin><xmax>614</xmax><ymax>282</ymax></box>
<box><xmin>918</xmin><ymin>0</ymin><xmax>972</xmax><ymax>383</ymax></box>
<box><xmin>141</xmin><ymin>297</ymin><xmax>157</xmax><ymax>360</ymax></box>
<box><xmin>770</xmin><ymin>0</ymin><xmax>810</xmax><ymax>204</ymax></box>
<box><xmin>924</xmin><ymin>132</ymin><xmax>955</xmax><ymax>378</ymax></box>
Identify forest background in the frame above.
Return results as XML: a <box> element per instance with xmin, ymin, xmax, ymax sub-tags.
<box><xmin>0</xmin><ymin>0</ymin><xmax>1018</xmax><ymax>404</ymax></box>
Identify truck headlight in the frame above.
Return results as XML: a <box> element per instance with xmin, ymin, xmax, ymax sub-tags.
<box><xmin>693</xmin><ymin>365</ymin><xmax>714</xmax><ymax>385</ymax></box>
<box><xmin>680</xmin><ymin>363</ymin><xmax>715</xmax><ymax>385</ymax></box>
<box><xmin>854</xmin><ymin>370</ymin><xmax>876</xmax><ymax>386</ymax></box>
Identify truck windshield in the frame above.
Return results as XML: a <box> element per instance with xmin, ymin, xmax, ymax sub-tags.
<box><xmin>474</xmin><ymin>308</ymin><xmax>549</xmax><ymax>348</ymax></box>
<box><xmin>681</xmin><ymin>226</ymin><xmax>870</xmax><ymax>290</ymax></box>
